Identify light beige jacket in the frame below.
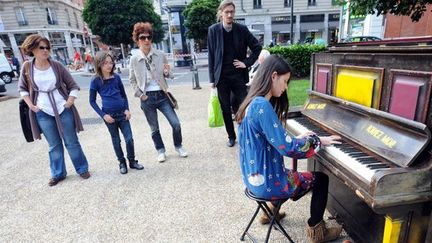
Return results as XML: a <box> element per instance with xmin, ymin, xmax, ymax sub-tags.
<box><xmin>129</xmin><ymin>48</ymin><xmax>174</xmax><ymax>99</ymax></box>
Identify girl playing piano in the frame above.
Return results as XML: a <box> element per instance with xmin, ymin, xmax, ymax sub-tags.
<box><xmin>236</xmin><ymin>55</ymin><xmax>343</xmax><ymax>243</ymax></box>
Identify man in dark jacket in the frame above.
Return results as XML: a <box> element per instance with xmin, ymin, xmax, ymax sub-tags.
<box><xmin>208</xmin><ymin>0</ymin><xmax>262</xmax><ymax>147</ymax></box>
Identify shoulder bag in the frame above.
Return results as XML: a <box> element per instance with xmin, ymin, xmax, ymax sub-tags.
<box><xmin>19</xmin><ymin>62</ymin><xmax>34</xmax><ymax>142</ymax></box>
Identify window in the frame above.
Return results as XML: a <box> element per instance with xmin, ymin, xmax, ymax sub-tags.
<box><xmin>253</xmin><ymin>0</ymin><xmax>262</xmax><ymax>9</ymax></box>
<box><xmin>46</xmin><ymin>7</ymin><xmax>58</xmax><ymax>25</ymax></box>
<box><xmin>15</xmin><ymin>7</ymin><xmax>28</xmax><ymax>26</ymax></box>
<box><xmin>235</xmin><ymin>18</ymin><xmax>246</xmax><ymax>25</ymax></box>
<box><xmin>65</xmin><ymin>9</ymin><xmax>71</xmax><ymax>26</ymax></box>
<box><xmin>308</xmin><ymin>0</ymin><xmax>316</xmax><ymax>6</ymax></box>
<box><xmin>73</xmin><ymin>12</ymin><xmax>79</xmax><ymax>29</ymax></box>
<box><xmin>284</xmin><ymin>0</ymin><xmax>292</xmax><ymax>7</ymax></box>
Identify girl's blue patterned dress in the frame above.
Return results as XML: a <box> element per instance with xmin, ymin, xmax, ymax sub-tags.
<box><xmin>239</xmin><ymin>97</ymin><xmax>321</xmax><ymax>200</ymax></box>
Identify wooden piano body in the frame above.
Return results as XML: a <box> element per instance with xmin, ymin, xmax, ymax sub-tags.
<box><xmin>286</xmin><ymin>37</ymin><xmax>432</xmax><ymax>243</ymax></box>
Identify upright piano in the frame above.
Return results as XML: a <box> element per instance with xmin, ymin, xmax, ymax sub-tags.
<box><xmin>286</xmin><ymin>37</ymin><xmax>432</xmax><ymax>243</ymax></box>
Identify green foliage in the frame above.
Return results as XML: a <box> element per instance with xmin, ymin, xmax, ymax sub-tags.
<box><xmin>268</xmin><ymin>44</ymin><xmax>326</xmax><ymax>78</ymax></box>
<box><xmin>83</xmin><ymin>0</ymin><xmax>163</xmax><ymax>46</ymax></box>
<box><xmin>339</xmin><ymin>0</ymin><xmax>432</xmax><ymax>22</ymax></box>
<box><xmin>183</xmin><ymin>0</ymin><xmax>219</xmax><ymax>41</ymax></box>
<box><xmin>288</xmin><ymin>79</ymin><xmax>310</xmax><ymax>107</ymax></box>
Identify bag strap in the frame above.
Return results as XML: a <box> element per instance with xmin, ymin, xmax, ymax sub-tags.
<box><xmin>23</xmin><ymin>61</ymin><xmax>32</xmax><ymax>92</ymax></box>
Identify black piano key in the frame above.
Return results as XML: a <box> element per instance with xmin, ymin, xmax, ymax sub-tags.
<box><xmin>367</xmin><ymin>164</ymin><xmax>390</xmax><ymax>169</ymax></box>
<box><xmin>350</xmin><ymin>153</ymin><xmax>369</xmax><ymax>158</ymax></box>
<box><xmin>358</xmin><ymin>161</ymin><xmax>379</xmax><ymax>165</ymax></box>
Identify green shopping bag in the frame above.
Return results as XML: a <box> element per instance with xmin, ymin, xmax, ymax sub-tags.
<box><xmin>208</xmin><ymin>89</ymin><xmax>224</xmax><ymax>127</ymax></box>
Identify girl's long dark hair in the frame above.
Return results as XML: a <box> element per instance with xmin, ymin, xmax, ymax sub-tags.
<box><xmin>94</xmin><ymin>51</ymin><xmax>115</xmax><ymax>82</ymax></box>
<box><xmin>235</xmin><ymin>55</ymin><xmax>292</xmax><ymax>126</ymax></box>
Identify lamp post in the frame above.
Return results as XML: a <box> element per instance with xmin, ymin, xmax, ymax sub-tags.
<box><xmin>290</xmin><ymin>0</ymin><xmax>294</xmax><ymax>44</ymax></box>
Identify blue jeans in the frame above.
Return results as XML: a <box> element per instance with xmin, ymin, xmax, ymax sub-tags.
<box><xmin>36</xmin><ymin>108</ymin><xmax>89</xmax><ymax>179</ymax></box>
<box><xmin>104</xmin><ymin>112</ymin><xmax>135</xmax><ymax>163</ymax></box>
<box><xmin>140</xmin><ymin>90</ymin><xmax>182</xmax><ymax>152</ymax></box>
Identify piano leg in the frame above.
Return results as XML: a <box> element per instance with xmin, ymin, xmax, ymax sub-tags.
<box><xmin>426</xmin><ymin>213</ymin><xmax>432</xmax><ymax>243</ymax></box>
<box><xmin>383</xmin><ymin>215</ymin><xmax>403</xmax><ymax>243</ymax></box>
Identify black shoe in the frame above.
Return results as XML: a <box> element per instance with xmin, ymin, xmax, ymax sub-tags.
<box><xmin>227</xmin><ymin>139</ymin><xmax>235</xmax><ymax>147</ymax></box>
<box><xmin>48</xmin><ymin>176</ymin><xmax>66</xmax><ymax>186</ymax></box>
<box><xmin>129</xmin><ymin>160</ymin><xmax>144</xmax><ymax>170</ymax></box>
<box><xmin>119</xmin><ymin>162</ymin><xmax>128</xmax><ymax>174</ymax></box>
<box><xmin>79</xmin><ymin>171</ymin><xmax>91</xmax><ymax>179</ymax></box>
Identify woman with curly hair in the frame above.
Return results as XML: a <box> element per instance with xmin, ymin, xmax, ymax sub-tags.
<box><xmin>129</xmin><ymin>22</ymin><xmax>188</xmax><ymax>163</ymax></box>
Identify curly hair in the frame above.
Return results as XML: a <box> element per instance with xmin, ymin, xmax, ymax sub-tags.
<box><xmin>132</xmin><ymin>22</ymin><xmax>153</xmax><ymax>43</ymax></box>
<box><xmin>21</xmin><ymin>34</ymin><xmax>51</xmax><ymax>57</ymax></box>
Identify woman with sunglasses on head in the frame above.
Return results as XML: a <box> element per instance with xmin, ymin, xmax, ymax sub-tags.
<box><xmin>129</xmin><ymin>22</ymin><xmax>188</xmax><ymax>163</ymax></box>
<box><xmin>236</xmin><ymin>55</ymin><xmax>342</xmax><ymax>243</ymax></box>
<box><xmin>18</xmin><ymin>34</ymin><xmax>90</xmax><ymax>186</ymax></box>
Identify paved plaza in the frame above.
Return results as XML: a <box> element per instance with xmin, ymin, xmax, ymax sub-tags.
<box><xmin>0</xmin><ymin>84</ymin><xmax>351</xmax><ymax>242</ymax></box>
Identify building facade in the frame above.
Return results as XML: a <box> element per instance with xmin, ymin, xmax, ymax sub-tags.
<box><xmin>384</xmin><ymin>5</ymin><xmax>432</xmax><ymax>38</ymax></box>
<box><xmin>0</xmin><ymin>0</ymin><xmax>89</xmax><ymax>65</ymax></box>
<box><xmin>232</xmin><ymin>0</ymin><xmax>341</xmax><ymax>45</ymax></box>
<box><xmin>155</xmin><ymin>0</ymin><xmax>341</xmax><ymax>56</ymax></box>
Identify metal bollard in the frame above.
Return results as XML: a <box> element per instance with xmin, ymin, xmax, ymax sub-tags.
<box><xmin>191</xmin><ymin>65</ymin><xmax>201</xmax><ymax>90</ymax></box>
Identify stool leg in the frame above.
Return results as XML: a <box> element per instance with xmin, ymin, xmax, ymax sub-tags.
<box><xmin>240</xmin><ymin>204</ymin><xmax>261</xmax><ymax>241</ymax></box>
<box><xmin>264</xmin><ymin>201</ymin><xmax>295</xmax><ymax>243</ymax></box>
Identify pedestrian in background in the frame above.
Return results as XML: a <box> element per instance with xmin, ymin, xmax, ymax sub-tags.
<box><xmin>10</xmin><ymin>53</ymin><xmax>20</xmax><ymax>78</ymax></box>
<box><xmin>18</xmin><ymin>34</ymin><xmax>90</xmax><ymax>186</ymax></box>
<box><xmin>207</xmin><ymin>0</ymin><xmax>262</xmax><ymax>147</ymax></box>
<box><xmin>73</xmin><ymin>49</ymin><xmax>81</xmax><ymax>71</ymax></box>
<box><xmin>236</xmin><ymin>55</ymin><xmax>342</xmax><ymax>242</ymax></box>
<box><xmin>247</xmin><ymin>49</ymin><xmax>271</xmax><ymax>86</ymax></box>
<box><xmin>84</xmin><ymin>51</ymin><xmax>93</xmax><ymax>73</ymax></box>
<box><xmin>129</xmin><ymin>22</ymin><xmax>188</xmax><ymax>163</ymax></box>
<box><xmin>89</xmin><ymin>51</ymin><xmax>144</xmax><ymax>174</ymax></box>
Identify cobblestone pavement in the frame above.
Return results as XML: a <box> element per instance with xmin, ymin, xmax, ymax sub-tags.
<box><xmin>0</xmin><ymin>84</ymin><xmax>352</xmax><ymax>242</ymax></box>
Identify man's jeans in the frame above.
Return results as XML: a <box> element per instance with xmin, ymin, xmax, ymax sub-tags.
<box><xmin>140</xmin><ymin>90</ymin><xmax>182</xmax><ymax>152</ymax></box>
<box><xmin>104</xmin><ymin>112</ymin><xmax>135</xmax><ymax>163</ymax></box>
<box><xmin>36</xmin><ymin>108</ymin><xmax>89</xmax><ymax>179</ymax></box>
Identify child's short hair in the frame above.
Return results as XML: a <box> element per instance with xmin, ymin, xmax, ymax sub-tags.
<box><xmin>94</xmin><ymin>51</ymin><xmax>115</xmax><ymax>79</ymax></box>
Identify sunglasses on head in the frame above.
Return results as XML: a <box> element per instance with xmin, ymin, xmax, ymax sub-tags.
<box><xmin>38</xmin><ymin>46</ymin><xmax>51</xmax><ymax>51</ymax></box>
<box><xmin>138</xmin><ymin>35</ymin><xmax>152</xmax><ymax>41</ymax></box>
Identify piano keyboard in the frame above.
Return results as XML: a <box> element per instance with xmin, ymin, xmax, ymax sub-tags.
<box><xmin>286</xmin><ymin>117</ymin><xmax>392</xmax><ymax>182</ymax></box>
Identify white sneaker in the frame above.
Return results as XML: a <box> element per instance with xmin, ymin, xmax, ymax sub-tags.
<box><xmin>176</xmin><ymin>147</ymin><xmax>188</xmax><ymax>158</ymax></box>
<box><xmin>157</xmin><ymin>152</ymin><xmax>166</xmax><ymax>163</ymax></box>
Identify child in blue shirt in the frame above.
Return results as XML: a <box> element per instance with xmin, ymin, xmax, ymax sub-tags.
<box><xmin>236</xmin><ymin>55</ymin><xmax>342</xmax><ymax>243</ymax></box>
<box><xmin>89</xmin><ymin>51</ymin><xmax>144</xmax><ymax>174</ymax></box>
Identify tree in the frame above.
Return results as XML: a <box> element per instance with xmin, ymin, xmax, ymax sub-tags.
<box><xmin>183</xmin><ymin>0</ymin><xmax>219</xmax><ymax>49</ymax></box>
<box><xmin>83</xmin><ymin>0</ymin><xmax>164</xmax><ymax>46</ymax></box>
<box><xmin>342</xmin><ymin>0</ymin><xmax>432</xmax><ymax>22</ymax></box>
